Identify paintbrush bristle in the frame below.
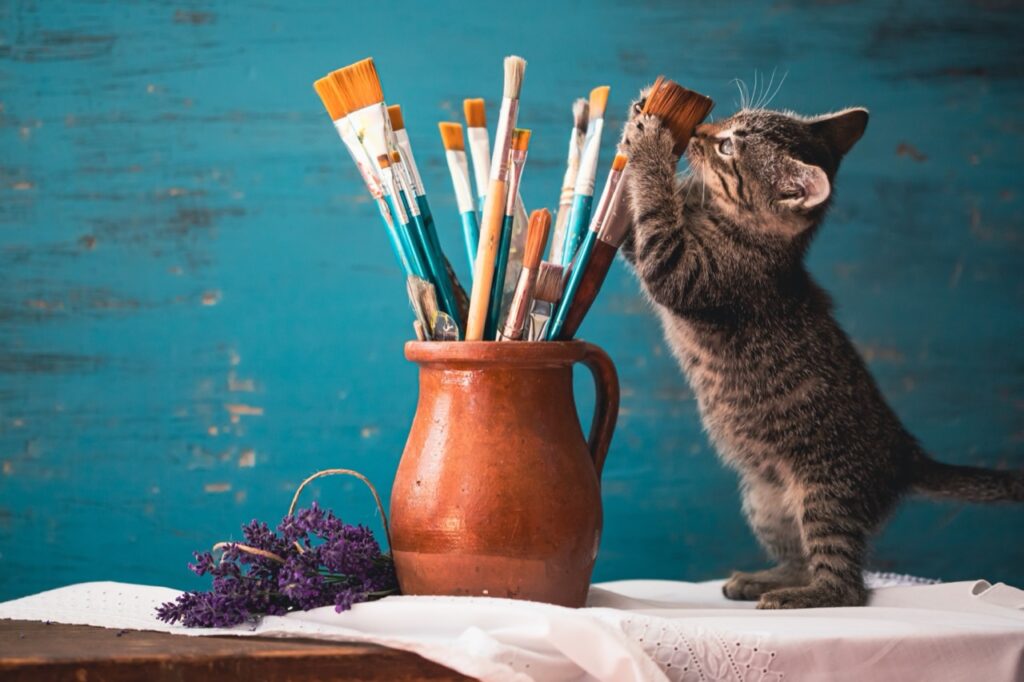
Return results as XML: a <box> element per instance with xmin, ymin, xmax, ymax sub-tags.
<box><xmin>330</xmin><ymin>58</ymin><xmax>384</xmax><ymax>114</ymax></box>
<box><xmin>438</xmin><ymin>122</ymin><xmax>465</xmax><ymax>151</ymax></box>
<box><xmin>390</xmin><ymin>150</ymin><xmax>402</xmax><ymax>164</ymax></box>
<box><xmin>387</xmin><ymin>104</ymin><xmax>405</xmax><ymax>131</ymax></box>
<box><xmin>377</xmin><ymin>153</ymin><xmax>391</xmax><ymax>169</ymax></box>
<box><xmin>572</xmin><ymin>98</ymin><xmax>589</xmax><ymax>132</ymax></box>
<box><xmin>511</xmin><ymin>128</ymin><xmax>531</xmax><ymax>152</ymax></box>
<box><xmin>314</xmin><ymin>76</ymin><xmax>347</xmax><ymax>120</ymax></box>
<box><xmin>524</xmin><ymin>209</ymin><xmax>551</xmax><ymax>270</ymax></box>
<box><xmin>611</xmin><ymin>153</ymin><xmax>628</xmax><ymax>171</ymax></box>
<box><xmin>503</xmin><ymin>56</ymin><xmax>526</xmax><ymax>99</ymax></box>
<box><xmin>589</xmin><ymin>85</ymin><xmax>610</xmax><ymax>119</ymax></box>
<box><xmin>534</xmin><ymin>262</ymin><xmax>565</xmax><ymax>303</ymax></box>
<box><xmin>463</xmin><ymin>98</ymin><xmax>486</xmax><ymax>128</ymax></box>
<box><xmin>642</xmin><ymin>78</ymin><xmax>714</xmax><ymax>155</ymax></box>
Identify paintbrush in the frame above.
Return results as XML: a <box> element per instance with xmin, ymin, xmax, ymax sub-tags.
<box><xmin>388</xmin><ymin>105</ymin><xmax>462</xmax><ymax>328</ymax></box>
<box><xmin>643</xmin><ymin>76</ymin><xmax>715</xmax><ymax>156</ymax></box>
<box><xmin>559</xmin><ymin>85</ymin><xmax>609</xmax><ymax>267</ymax></box>
<box><xmin>439</xmin><ymin>122</ymin><xmax>479</xmax><ymax>274</ymax></box>
<box><xmin>466</xmin><ymin>55</ymin><xmax>526</xmax><ymax>341</ymax></box>
<box><xmin>549</xmin><ymin>98</ymin><xmax>589</xmax><ymax>265</ymax></box>
<box><xmin>464</xmin><ymin>98</ymin><xmax>529</xmax><ymax>314</ymax></box>
<box><xmin>329</xmin><ymin>59</ymin><xmax>463</xmax><ymax>331</ymax></box>
<box><xmin>314</xmin><ymin>76</ymin><xmax>417</xmax><ymax>278</ymax></box>
<box><xmin>528</xmin><ymin>262</ymin><xmax>565</xmax><ymax>341</ymax></box>
<box><xmin>547</xmin><ymin>153</ymin><xmax>628</xmax><ymax>340</ymax></box>
<box><xmin>463</xmin><ymin>98</ymin><xmax>490</xmax><ymax>207</ymax></box>
<box><xmin>486</xmin><ymin>127</ymin><xmax>530</xmax><ymax>339</ymax></box>
<box><xmin>551</xmin><ymin>78</ymin><xmax>714</xmax><ymax>340</ymax></box>
<box><xmin>376</xmin><ymin>152</ymin><xmax>430</xmax><ymax>279</ymax></box>
<box><xmin>387</xmin><ymin>148</ymin><xmax>461</xmax><ymax>324</ymax></box>
<box><xmin>500</xmin><ymin>208</ymin><xmax>550</xmax><ymax>341</ymax></box>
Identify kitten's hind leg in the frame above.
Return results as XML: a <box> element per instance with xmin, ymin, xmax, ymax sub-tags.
<box><xmin>758</xmin><ymin>489</ymin><xmax>869</xmax><ymax>609</ymax></box>
<box><xmin>724</xmin><ymin>474</ymin><xmax>809</xmax><ymax>600</ymax></box>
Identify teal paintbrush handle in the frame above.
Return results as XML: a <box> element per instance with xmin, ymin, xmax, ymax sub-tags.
<box><xmin>386</xmin><ymin>194</ymin><xmax>428</xmax><ymax>278</ymax></box>
<box><xmin>376</xmin><ymin>201</ymin><xmax>416</xmax><ymax>277</ymax></box>
<box><xmin>548</xmin><ymin>230</ymin><xmax>597</xmax><ymax>340</ymax></box>
<box><xmin>460</xmin><ymin>210</ymin><xmax>480</xmax><ymax>276</ymax></box>
<box><xmin>560</xmin><ymin>193</ymin><xmax>593</xmax><ymax>267</ymax></box>
<box><xmin>486</xmin><ymin>213</ymin><xmax>515</xmax><ymax>339</ymax></box>
<box><xmin>416</xmin><ymin>199</ymin><xmax>462</xmax><ymax>332</ymax></box>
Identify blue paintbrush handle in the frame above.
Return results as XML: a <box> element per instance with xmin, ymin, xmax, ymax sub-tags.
<box><xmin>376</xmin><ymin>200</ymin><xmax>416</xmax><ymax>277</ymax></box>
<box><xmin>560</xmin><ymin>193</ymin><xmax>593</xmax><ymax>267</ymax></box>
<box><xmin>486</xmin><ymin>213</ymin><xmax>515</xmax><ymax>339</ymax></box>
<box><xmin>386</xmin><ymin>194</ymin><xmax>428</xmax><ymax>278</ymax></box>
<box><xmin>548</xmin><ymin>229</ymin><xmax>597</xmax><ymax>340</ymax></box>
<box><xmin>460</xmin><ymin>210</ymin><xmax>480</xmax><ymax>277</ymax></box>
<box><xmin>415</xmin><ymin>198</ymin><xmax>462</xmax><ymax>331</ymax></box>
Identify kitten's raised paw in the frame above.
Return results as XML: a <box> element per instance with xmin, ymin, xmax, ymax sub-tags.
<box><xmin>757</xmin><ymin>584</ymin><xmax>868</xmax><ymax>610</ymax></box>
<box><xmin>622</xmin><ymin>114</ymin><xmax>675</xmax><ymax>161</ymax></box>
<box><xmin>627</xmin><ymin>86</ymin><xmax>652</xmax><ymax>122</ymax></box>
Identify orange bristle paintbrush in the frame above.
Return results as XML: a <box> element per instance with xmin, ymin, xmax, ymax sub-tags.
<box><xmin>500</xmin><ymin>208</ymin><xmax>551</xmax><ymax>341</ymax></box>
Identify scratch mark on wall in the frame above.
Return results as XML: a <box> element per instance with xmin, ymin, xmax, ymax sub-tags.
<box><xmin>173</xmin><ymin>10</ymin><xmax>216</xmax><ymax>25</ymax></box>
<box><xmin>237</xmin><ymin>449</ymin><xmax>255</xmax><ymax>468</ymax></box>
<box><xmin>896</xmin><ymin>142</ymin><xmax>928</xmax><ymax>162</ymax></box>
<box><xmin>225</xmin><ymin>403</ymin><xmax>263</xmax><ymax>423</ymax></box>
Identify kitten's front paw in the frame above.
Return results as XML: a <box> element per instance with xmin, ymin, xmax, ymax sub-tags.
<box><xmin>622</xmin><ymin>114</ymin><xmax>675</xmax><ymax>165</ymax></box>
<box><xmin>627</xmin><ymin>86</ymin><xmax>653</xmax><ymax>122</ymax></box>
<box><xmin>757</xmin><ymin>584</ymin><xmax>867</xmax><ymax>609</ymax></box>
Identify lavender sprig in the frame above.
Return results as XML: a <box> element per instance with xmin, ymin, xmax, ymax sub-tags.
<box><xmin>156</xmin><ymin>502</ymin><xmax>398</xmax><ymax>628</ymax></box>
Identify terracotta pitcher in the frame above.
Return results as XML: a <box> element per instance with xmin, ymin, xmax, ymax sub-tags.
<box><xmin>390</xmin><ymin>340</ymin><xmax>619</xmax><ymax>607</ymax></box>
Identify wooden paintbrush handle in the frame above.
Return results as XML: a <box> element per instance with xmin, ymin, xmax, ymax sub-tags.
<box><xmin>558</xmin><ymin>238</ymin><xmax>617</xmax><ymax>340</ymax></box>
<box><xmin>466</xmin><ymin>179</ymin><xmax>508</xmax><ymax>340</ymax></box>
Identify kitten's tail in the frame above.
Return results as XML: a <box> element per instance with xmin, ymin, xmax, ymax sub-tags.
<box><xmin>911</xmin><ymin>456</ymin><xmax>1024</xmax><ymax>503</ymax></box>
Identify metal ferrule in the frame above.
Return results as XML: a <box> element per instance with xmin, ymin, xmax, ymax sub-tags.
<box><xmin>346</xmin><ymin>102</ymin><xmax>393</xmax><ymax>171</ymax></box>
<box><xmin>444</xmin><ymin>150</ymin><xmax>475</xmax><ymax>214</ymax></box>
<box><xmin>488</xmin><ymin>97</ymin><xmax>518</xmax><ymax>182</ymax></box>
<box><xmin>504</xmin><ymin>149</ymin><xmax>527</xmax><ymax>217</ymax></box>
<box><xmin>393</xmin><ymin>129</ymin><xmax>425</xmax><ymax>196</ymax></box>
<box><xmin>499</xmin><ymin>265</ymin><xmax>538</xmax><ymax>341</ymax></box>
<box><xmin>335</xmin><ymin>118</ymin><xmax>385</xmax><ymax>199</ymax></box>
<box><xmin>560</xmin><ymin>129</ymin><xmax>583</xmax><ymax>205</ymax></box>
<box><xmin>573</xmin><ymin>117</ymin><xmax>605</xmax><ymax>197</ymax></box>
<box><xmin>466</xmin><ymin>127</ymin><xmax>491</xmax><ymax>200</ymax></box>
<box><xmin>392</xmin><ymin>160</ymin><xmax>421</xmax><ymax>217</ymax></box>
<box><xmin>597</xmin><ymin>166</ymin><xmax>632</xmax><ymax>247</ymax></box>
<box><xmin>380</xmin><ymin>166</ymin><xmax>408</xmax><ymax>225</ymax></box>
<box><xmin>587</xmin><ymin>167</ymin><xmax>625</xmax><ymax>238</ymax></box>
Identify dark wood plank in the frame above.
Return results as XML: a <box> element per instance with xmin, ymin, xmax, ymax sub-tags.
<box><xmin>0</xmin><ymin>619</ymin><xmax>474</xmax><ymax>682</ymax></box>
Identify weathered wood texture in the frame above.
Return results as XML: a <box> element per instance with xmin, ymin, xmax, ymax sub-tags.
<box><xmin>0</xmin><ymin>619</ymin><xmax>471</xmax><ymax>681</ymax></box>
<box><xmin>0</xmin><ymin>0</ymin><xmax>1021</xmax><ymax>602</ymax></box>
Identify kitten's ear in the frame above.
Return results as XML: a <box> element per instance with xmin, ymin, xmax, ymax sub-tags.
<box><xmin>778</xmin><ymin>159</ymin><xmax>830</xmax><ymax>211</ymax></box>
<box><xmin>809</xmin><ymin>108</ymin><xmax>869</xmax><ymax>159</ymax></box>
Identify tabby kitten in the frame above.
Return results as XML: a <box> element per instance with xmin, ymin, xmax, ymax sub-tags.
<box><xmin>620</xmin><ymin>96</ymin><xmax>1023</xmax><ymax>609</ymax></box>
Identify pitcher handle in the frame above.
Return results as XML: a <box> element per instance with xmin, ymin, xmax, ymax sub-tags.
<box><xmin>578</xmin><ymin>342</ymin><xmax>619</xmax><ymax>479</ymax></box>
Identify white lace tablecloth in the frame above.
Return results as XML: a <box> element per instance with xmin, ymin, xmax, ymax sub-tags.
<box><xmin>2</xmin><ymin>574</ymin><xmax>1023</xmax><ymax>681</ymax></box>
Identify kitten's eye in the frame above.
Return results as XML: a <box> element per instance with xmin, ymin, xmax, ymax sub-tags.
<box><xmin>717</xmin><ymin>138</ymin><xmax>735</xmax><ymax>156</ymax></box>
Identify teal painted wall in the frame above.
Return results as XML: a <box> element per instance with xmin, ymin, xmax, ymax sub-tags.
<box><xmin>1</xmin><ymin>0</ymin><xmax>1021</xmax><ymax>601</ymax></box>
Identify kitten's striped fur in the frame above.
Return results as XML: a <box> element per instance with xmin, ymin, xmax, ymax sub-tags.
<box><xmin>620</xmin><ymin>95</ymin><xmax>1023</xmax><ymax>609</ymax></box>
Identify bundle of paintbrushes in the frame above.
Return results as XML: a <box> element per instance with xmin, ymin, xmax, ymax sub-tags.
<box><xmin>315</xmin><ymin>56</ymin><xmax>712</xmax><ymax>343</ymax></box>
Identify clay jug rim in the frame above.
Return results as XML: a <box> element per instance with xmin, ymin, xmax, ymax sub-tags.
<box><xmin>405</xmin><ymin>340</ymin><xmax>590</xmax><ymax>366</ymax></box>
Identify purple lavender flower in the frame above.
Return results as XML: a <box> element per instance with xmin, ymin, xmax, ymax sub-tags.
<box><xmin>156</xmin><ymin>504</ymin><xmax>398</xmax><ymax>628</ymax></box>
